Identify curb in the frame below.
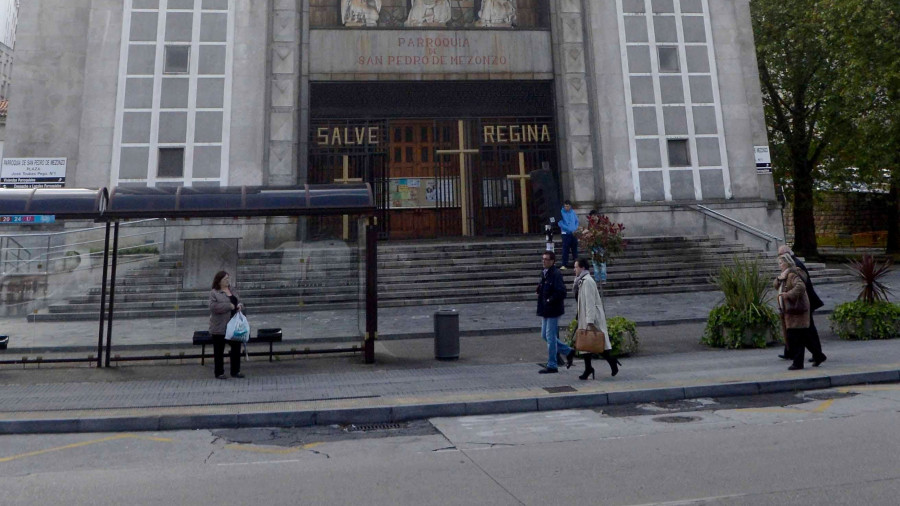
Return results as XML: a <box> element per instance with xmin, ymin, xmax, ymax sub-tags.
<box><xmin>1</xmin><ymin>369</ymin><xmax>896</xmax><ymax>435</ymax></box>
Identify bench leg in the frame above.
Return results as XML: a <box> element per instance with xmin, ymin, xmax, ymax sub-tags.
<box><xmin>201</xmin><ymin>344</ymin><xmax>206</xmax><ymax>366</ymax></box>
<box><xmin>269</xmin><ymin>342</ymin><xmax>274</xmax><ymax>362</ymax></box>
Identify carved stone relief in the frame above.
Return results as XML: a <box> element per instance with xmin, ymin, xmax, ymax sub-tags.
<box><xmin>476</xmin><ymin>0</ymin><xmax>516</xmax><ymax>27</ymax></box>
<box><xmin>405</xmin><ymin>0</ymin><xmax>451</xmax><ymax>27</ymax></box>
<box><xmin>342</xmin><ymin>0</ymin><xmax>382</xmax><ymax>27</ymax></box>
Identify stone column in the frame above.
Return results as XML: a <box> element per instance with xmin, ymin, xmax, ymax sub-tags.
<box><xmin>267</xmin><ymin>0</ymin><xmax>301</xmax><ymax>186</ymax></box>
<box><xmin>550</xmin><ymin>0</ymin><xmax>600</xmax><ymax>208</ymax></box>
<box><xmin>265</xmin><ymin>0</ymin><xmax>303</xmax><ymax>247</ymax></box>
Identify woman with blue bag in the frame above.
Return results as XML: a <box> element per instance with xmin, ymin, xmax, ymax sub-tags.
<box><xmin>209</xmin><ymin>271</ymin><xmax>245</xmax><ymax>379</ymax></box>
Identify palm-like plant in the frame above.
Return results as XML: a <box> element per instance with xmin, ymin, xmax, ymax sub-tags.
<box><xmin>847</xmin><ymin>254</ymin><xmax>893</xmax><ymax>303</ymax></box>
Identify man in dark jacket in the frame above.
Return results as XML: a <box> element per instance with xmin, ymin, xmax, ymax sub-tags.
<box><xmin>778</xmin><ymin>245</ymin><xmax>827</xmax><ymax>366</ymax></box>
<box><xmin>537</xmin><ymin>251</ymin><xmax>574</xmax><ymax>373</ymax></box>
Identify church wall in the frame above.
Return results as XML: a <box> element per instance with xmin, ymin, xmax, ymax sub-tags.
<box><xmin>5</xmin><ymin>0</ymin><xmax>92</xmax><ymax>177</ymax></box>
<box><xmin>76</xmin><ymin>0</ymin><xmax>126</xmax><ymax>188</ymax></box>
<box><xmin>587</xmin><ymin>0</ymin><xmax>635</xmax><ymax>205</ymax></box>
<box><xmin>228</xmin><ymin>0</ymin><xmax>267</xmax><ymax>186</ymax></box>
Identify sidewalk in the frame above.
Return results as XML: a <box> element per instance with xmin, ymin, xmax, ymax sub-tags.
<box><xmin>3</xmin><ymin>268</ymin><xmax>896</xmax><ymax>352</ymax></box>
<box><xmin>1</xmin><ymin>320</ymin><xmax>898</xmax><ymax>434</ymax></box>
<box><xmin>0</xmin><ymin>270</ymin><xmax>897</xmax><ymax>435</ymax></box>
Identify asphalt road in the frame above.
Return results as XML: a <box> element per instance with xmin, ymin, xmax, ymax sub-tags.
<box><xmin>1</xmin><ymin>384</ymin><xmax>899</xmax><ymax>505</ymax></box>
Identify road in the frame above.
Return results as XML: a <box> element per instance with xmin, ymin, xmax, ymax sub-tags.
<box><xmin>1</xmin><ymin>383</ymin><xmax>899</xmax><ymax>505</ymax></box>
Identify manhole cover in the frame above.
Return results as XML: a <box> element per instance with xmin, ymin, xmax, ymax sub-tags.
<box><xmin>653</xmin><ymin>415</ymin><xmax>702</xmax><ymax>424</ymax></box>
<box><xmin>345</xmin><ymin>423</ymin><xmax>406</xmax><ymax>432</ymax></box>
<box><xmin>544</xmin><ymin>386</ymin><xmax>578</xmax><ymax>394</ymax></box>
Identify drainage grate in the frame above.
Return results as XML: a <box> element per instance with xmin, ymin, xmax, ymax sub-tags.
<box><xmin>345</xmin><ymin>423</ymin><xmax>406</xmax><ymax>432</ymax></box>
<box><xmin>544</xmin><ymin>386</ymin><xmax>578</xmax><ymax>394</ymax></box>
<box><xmin>653</xmin><ymin>415</ymin><xmax>701</xmax><ymax>424</ymax></box>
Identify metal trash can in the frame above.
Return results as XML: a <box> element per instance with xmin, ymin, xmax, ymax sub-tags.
<box><xmin>0</xmin><ymin>335</ymin><xmax>8</xmax><ymax>351</ymax></box>
<box><xmin>434</xmin><ymin>309</ymin><xmax>459</xmax><ymax>360</ymax></box>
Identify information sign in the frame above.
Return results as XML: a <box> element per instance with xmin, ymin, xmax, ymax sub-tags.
<box><xmin>1</xmin><ymin>158</ymin><xmax>67</xmax><ymax>188</ymax></box>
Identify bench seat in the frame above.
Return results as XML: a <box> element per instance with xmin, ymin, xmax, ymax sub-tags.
<box><xmin>193</xmin><ymin>328</ymin><xmax>283</xmax><ymax>363</ymax></box>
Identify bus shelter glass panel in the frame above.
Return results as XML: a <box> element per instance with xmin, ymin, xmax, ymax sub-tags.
<box><xmin>102</xmin><ymin>215</ymin><xmax>366</xmax><ymax>365</ymax></box>
<box><xmin>0</xmin><ymin>218</ymin><xmax>165</xmax><ymax>361</ymax></box>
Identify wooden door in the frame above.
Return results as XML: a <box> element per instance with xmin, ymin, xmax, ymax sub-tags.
<box><xmin>387</xmin><ymin>120</ymin><xmax>461</xmax><ymax>239</ymax></box>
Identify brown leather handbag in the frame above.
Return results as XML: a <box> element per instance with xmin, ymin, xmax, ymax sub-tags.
<box><xmin>575</xmin><ymin>328</ymin><xmax>607</xmax><ymax>354</ymax></box>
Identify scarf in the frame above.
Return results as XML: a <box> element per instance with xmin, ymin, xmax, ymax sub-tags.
<box><xmin>573</xmin><ymin>270</ymin><xmax>590</xmax><ymax>300</ymax></box>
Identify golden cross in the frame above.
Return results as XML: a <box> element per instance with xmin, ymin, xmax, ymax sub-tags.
<box><xmin>435</xmin><ymin>120</ymin><xmax>479</xmax><ymax>236</ymax></box>
<box><xmin>506</xmin><ymin>152</ymin><xmax>531</xmax><ymax>234</ymax></box>
<box><xmin>335</xmin><ymin>155</ymin><xmax>363</xmax><ymax>240</ymax></box>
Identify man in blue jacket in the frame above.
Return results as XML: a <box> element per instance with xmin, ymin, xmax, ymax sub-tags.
<box><xmin>537</xmin><ymin>251</ymin><xmax>575</xmax><ymax>373</ymax></box>
<box><xmin>559</xmin><ymin>200</ymin><xmax>579</xmax><ymax>269</ymax></box>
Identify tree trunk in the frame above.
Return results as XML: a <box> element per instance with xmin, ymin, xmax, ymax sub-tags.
<box><xmin>791</xmin><ymin>164</ymin><xmax>819</xmax><ymax>259</ymax></box>
<box><xmin>886</xmin><ymin>173</ymin><xmax>900</xmax><ymax>255</ymax></box>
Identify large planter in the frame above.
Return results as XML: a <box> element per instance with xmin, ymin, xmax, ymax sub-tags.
<box><xmin>830</xmin><ymin>301</ymin><xmax>900</xmax><ymax>340</ymax></box>
<box><xmin>702</xmin><ymin>305</ymin><xmax>780</xmax><ymax>349</ymax></box>
<box><xmin>739</xmin><ymin>324</ymin><xmax>777</xmax><ymax>348</ymax></box>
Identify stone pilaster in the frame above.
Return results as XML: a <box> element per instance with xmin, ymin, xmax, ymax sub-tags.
<box><xmin>550</xmin><ymin>0</ymin><xmax>600</xmax><ymax>208</ymax></box>
<box><xmin>266</xmin><ymin>0</ymin><xmax>302</xmax><ymax>186</ymax></box>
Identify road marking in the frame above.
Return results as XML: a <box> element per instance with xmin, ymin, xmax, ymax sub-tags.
<box><xmin>737</xmin><ymin>399</ymin><xmax>835</xmax><ymax>415</ymax></box>
<box><xmin>0</xmin><ymin>434</ymin><xmax>173</xmax><ymax>463</ymax></box>
<box><xmin>223</xmin><ymin>442</ymin><xmax>323</xmax><ymax>455</ymax></box>
<box><xmin>218</xmin><ymin>459</ymin><xmax>303</xmax><ymax>466</ymax></box>
<box><xmin>837</xmin><ymin>385</ymin><xmax>900</xmax><ymax>393</ymax></box>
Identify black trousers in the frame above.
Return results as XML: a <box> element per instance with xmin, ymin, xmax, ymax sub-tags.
<box><xmin>783</xmin><ymin>311</ymin><xmax>824</xmax><ymax>361</ymax></box>
<box><xmin>212</xmin><ymin>333</ymin><xmax>241</xmax><ymax>377</ymax></box>
<box><xmin>785</xmin><ymin>328</ymin><xmax>811</xmax><ymax>368</ymax></box>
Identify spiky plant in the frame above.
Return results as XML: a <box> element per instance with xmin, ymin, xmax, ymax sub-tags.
<box><xmin>847</xmin><ymin>254</ymin><xmax>893</xmax><ymax>303</ymax></box>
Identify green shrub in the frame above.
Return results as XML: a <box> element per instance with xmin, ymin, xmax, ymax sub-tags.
<box><xmin>702</xmin><ymin>257</ymin><xmax>779</xmax><ymax>349</ymax></box>
<box><xmin>830</xmin><ymin>300</ymin><xmax>900</xmax><ymax>340</ymax></box>
<box><xmin>702</xmin><ymin>304</ymin><xmax>780</xmax><ymax>349</ymax></box>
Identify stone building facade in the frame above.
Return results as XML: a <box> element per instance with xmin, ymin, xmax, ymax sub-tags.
<box><xmin>5</xmin><ymin>0</ymin><xmax>782</xmax><ymax>247</ymax></box>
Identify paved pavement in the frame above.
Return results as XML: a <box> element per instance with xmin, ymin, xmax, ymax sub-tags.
<box><xmin>2</xmin><ymin>266</ymin><xmax>896</xmax><ymax>352</ymax></box>
<box><xmin>0</xmin><ymin>269</ymin><xmax>897</xmax><ymax>435</ymax></box>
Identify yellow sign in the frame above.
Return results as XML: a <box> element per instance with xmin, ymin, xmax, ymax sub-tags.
<box><xmin>483</xmin><ymin>124</ymin><xmax>551</xmax><ymax>144</ymax></box>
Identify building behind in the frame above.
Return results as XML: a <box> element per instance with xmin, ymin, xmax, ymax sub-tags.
<box><xmin>4</xmin><ymin>0</ymin><xmax>783</xmax><ymax>250</ymax></box>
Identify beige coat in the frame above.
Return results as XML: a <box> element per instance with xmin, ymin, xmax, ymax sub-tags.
<box><xmin>775</xmin><ymin>268</ymin><xmax>810</xmax><ymax>329</ymax></box>
<box><xmin>575</xmin><ymin>274</ymin><xmax>612</xmax><ymax>351</ymax></box>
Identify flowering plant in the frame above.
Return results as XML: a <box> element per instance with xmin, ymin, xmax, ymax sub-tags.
<box><xmin>576</xmin><ymin>214</ymin><xmax>626</xmax><ymax>264</ymax></box>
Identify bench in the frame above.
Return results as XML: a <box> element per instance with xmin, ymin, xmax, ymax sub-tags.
<box><xmin>192</xmin><ymin>328</ymin><xmax>283</xmax><ymax>364</ymax></box>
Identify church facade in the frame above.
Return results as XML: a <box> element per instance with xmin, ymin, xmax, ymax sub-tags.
<box><xmin>5</xmin><ymin>0</ymin><xmax>782</xmax><ymax>246</ymax></box>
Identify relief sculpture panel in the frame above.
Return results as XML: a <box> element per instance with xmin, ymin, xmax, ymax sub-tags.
<box><xmin>342</xmin><ymin>0</ymin><xmax>382</xmax><ymax>27</ymax></box>
<box><xmin>405</xmin><ymin>0</ymin><xmax>452</xmax><ymax>27</ymax></box>
<box><xmin>476</xmin><ymin>0</ymin><xmax>517</xmax><ymax>27</ymax></box>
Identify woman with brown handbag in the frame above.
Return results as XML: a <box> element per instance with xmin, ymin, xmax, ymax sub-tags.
<box><xmin>573</xmin><ymin>258</ymin><xmax>621</xmax><ymax>379</ymax></box>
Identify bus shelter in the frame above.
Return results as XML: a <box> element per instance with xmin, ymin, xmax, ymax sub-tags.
<box><xmin>0</xmin><ymin>185</ymin><xmax>378</xmax><ymax>367</ymax></box>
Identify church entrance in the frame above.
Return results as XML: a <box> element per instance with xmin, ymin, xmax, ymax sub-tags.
<box><xmin>308</xmin><ymin>82</ymin><xmax>559</xmax><ymax>240</ymax></box>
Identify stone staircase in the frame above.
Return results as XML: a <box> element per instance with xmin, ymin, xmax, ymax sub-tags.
<box><xmin>27</xmin><ymin>236</ymin><xmax>853</xmax><ymax>321</ymax></box>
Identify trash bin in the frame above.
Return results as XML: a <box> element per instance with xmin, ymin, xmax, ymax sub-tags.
<box><xmin>0</xmin><ymin>335</ymin><xmax>8</xmax><ymax>350</ymax></box>
<box><xmin>434</xmin><ymin>309</ymin><xmax>459</xmax><ymax>360</ymax></box>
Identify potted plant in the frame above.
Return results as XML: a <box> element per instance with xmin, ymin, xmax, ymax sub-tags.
<box><xmin>702</xmin><ymin>257</ymin><xmax>780</xmax><ymax>349</ymax></box>
<box><xmin>830</xmin><ymin>255</ymin><xmax>900</xmax><ymax>340</ymax></box>
<box><xmin>565</xmin><ymin>315</ymin><xmax>639</xmax><ymax>356</ymax></box>
<box><xmin>576</xmin><ymin>213</ymin><xmax>626</xmax><ymax>283</ymax></box>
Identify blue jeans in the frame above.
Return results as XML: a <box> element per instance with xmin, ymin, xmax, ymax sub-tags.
<box><xmin>541</xmin><ymin>317</ymin><xmax>572</xmax><ymax>369</ymax></box>
<box><xmin>561</xmin><ymin>234</ymin><xmax>578</xmax><ymax>266</ymax></box>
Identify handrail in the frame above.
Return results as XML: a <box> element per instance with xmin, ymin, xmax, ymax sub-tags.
<box><xmin>0</xmin><ymin>218</ymin><xmax>168</xmax><ymax>276</ymax></box>
<box><xmin>0</xmin><ymin>218</ymin><xmax>163</xmax><ymax>240</ymax></box>
<box><xmin>689</xmin><ymin>205</ymin><xmax>783</xmax><ymax>249</ymax></box>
